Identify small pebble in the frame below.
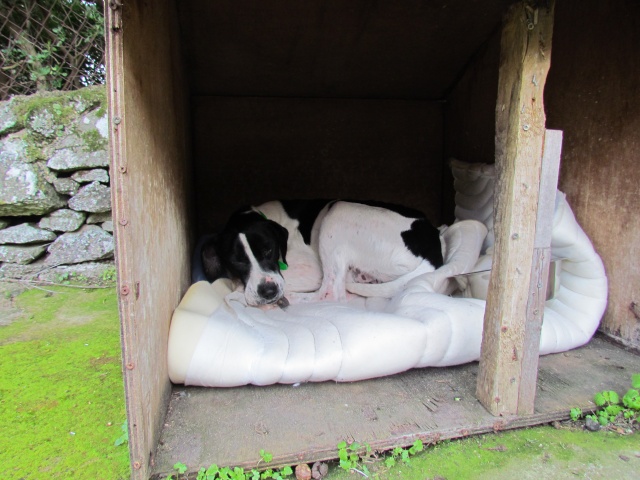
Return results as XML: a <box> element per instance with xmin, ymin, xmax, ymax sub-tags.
<box><xmin>585</xmin><ymin>417</ymin><xmax>601</xmax><ymax>432</ymax></box>
<box><xmin>311</xmin><ymin>462</ymin><xmax>328</xmax><ymax>479</ymax></box>
<box><xmin>295</xmin><ymin>463</ymin><xmax>311</xmax><ymax>480</ymax></box>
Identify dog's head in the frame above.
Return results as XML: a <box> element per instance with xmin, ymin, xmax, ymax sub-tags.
<box><xmin>202</xmin><ymin>209</ymin><xmax>289</xmax><ymax>306</ymax></box>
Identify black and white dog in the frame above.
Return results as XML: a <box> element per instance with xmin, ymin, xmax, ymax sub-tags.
<box><xmin>201</xmin><ymin>200</ymin><xmax>444</xmax><ymax>307</ymax></box>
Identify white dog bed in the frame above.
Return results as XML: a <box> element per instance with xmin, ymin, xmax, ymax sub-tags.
<box><xmin>168</xmin><ymin>161</ymin><xmax>607</xmax><ymax>387</ymax></box>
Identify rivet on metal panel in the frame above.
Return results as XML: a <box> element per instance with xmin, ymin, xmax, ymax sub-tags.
<box><xmin>522</xmin><ymin>124</ymin><xmax>530</xmax><ymax>131</ymax></box>
<box><xmin>119</xmin><ymin>218</ymin><xmax>128</xmax><ymax>226</ymax></box>
<box><xmin>112</xmin><ymin>116</ymin><xmax>121</xmax><ymax>125</ymax></box>
<box><xmin>126</xmin><ymin>363</ymin><xmax>135</xmax><ymax>370</ymax></box>
<box><xmin>120</xmin><ymin>285</ymin><xmax>130</xmax><ymax>296</ymax></box>
<box><xmin>133</xmin><ymin>461</ymin><xmax>141</xmax><ymax>470</ymax></box>
<box><xmin>118</xmin><ymin>165</ymin><xmax>127</xmax><ymax>173</ymax></box>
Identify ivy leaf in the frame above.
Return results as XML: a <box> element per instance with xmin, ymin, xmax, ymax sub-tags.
<box><xmin>605</xmin><ymin>404</ymin><xmax>623</xmax><ymax>418</ymax></box>
<box><xmin>338</xmin><ymin>448</ymin><xmax>348</xmax><ymax>461</ymax></box>
<box><xmin>604</xmin><ymin>391</ymin><xmax>620</xmax><ymax>405</ymax></box>
<box><xmin>570</xmin><ymin>407</ymin><xmax>582</xmax><ymax>421</ymax></box>
<box><xmin>594</xmin><ymin>392</ymin><xmax>607</xmax><ymax>407</ymax></box>
<box><xmin>281</xmin><ymin>465</ymin><xmax>293</xmax><ymax>476</ymax></box>
<box><xmin>339</xmin><ymin>459</ymin><xmax>352</xmax><ymax>471</ymax></box>
<box><xmin>409</xmin><ymin>439</ymin><xmax>424</xmax><ymax>454</ymax></box>
<box><xmin>174</xmin><ymin>462</ymin><xmax>188</xmax><ymax>474</ymax></box>
<box><xmin>260</xmin><ymin>449</ymin><xmax>273</xmax><ymax>464</ymax></box>
<box><xmin>205</xmin><ymin>464</ymin><xmax>219</xmax><ymax>477</ymax></box>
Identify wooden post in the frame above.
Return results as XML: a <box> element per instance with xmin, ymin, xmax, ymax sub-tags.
<box><xmin>476</xmin><ymin>0</ymin><xmax>556</xmax><ymax>416</ymax></box>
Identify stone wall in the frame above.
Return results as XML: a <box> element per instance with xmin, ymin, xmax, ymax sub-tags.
<box><xmin>0</xmin><ymin>86</ymin><xmax>115</xmax><ymax>285</ymax></box>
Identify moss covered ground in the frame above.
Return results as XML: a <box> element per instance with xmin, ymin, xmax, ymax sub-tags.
<box><xmin>326</xmin><ymin>425</ymin><xmax>639</xmax><ymax>479</ymax></box>
<box><xmin>0</xmin><ymin>284</ymin><xmax>129</xmax><ymax>480</ymax></box>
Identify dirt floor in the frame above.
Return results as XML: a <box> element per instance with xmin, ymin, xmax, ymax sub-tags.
<box><xmin>1</xmin><ymin>280</ymin><xmax>638</xmax><ymax>480</ymax></box>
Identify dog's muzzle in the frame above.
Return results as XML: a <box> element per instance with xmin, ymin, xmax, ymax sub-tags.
<box><xmin>257</xmin><ymin>280</ymin><xmax>281</xmax><ymax>302</ymax></box>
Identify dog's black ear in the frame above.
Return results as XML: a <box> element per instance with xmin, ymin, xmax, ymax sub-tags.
<box><xmin>268</xmin><ymin>220</ymin><xmax>289</xmax><ymax>265</ymax></box>
<box><xmin>201</xmin><ymin>237</ymin><xmax>226</xmax><ymax>281</ymax></box>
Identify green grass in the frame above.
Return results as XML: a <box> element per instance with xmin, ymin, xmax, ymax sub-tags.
<box><xmin>0</xmin><ymin>286</ymin><xmax>130</xmax><ymax>480</ymax></box>
<box><xmin>326</xmin><ymin>425</ymin><xmax>639</xmax><ymax>479</ymax></box>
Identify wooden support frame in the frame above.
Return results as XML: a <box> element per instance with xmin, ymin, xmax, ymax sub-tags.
<box><xmin>476</xmin><ymin>0</ymin><xmax>557</xmax><ymax>416</ymax></box>
<box><xmin>105</xmin><ymin>1</ymin><xmax>192</xmax><ymax>478</ymax></box>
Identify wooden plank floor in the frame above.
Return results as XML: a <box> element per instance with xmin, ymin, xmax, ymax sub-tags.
<box><xmin>151</xmin><ymin>335</ymin><xmax>639</xmax><ymax>478</ymax></box>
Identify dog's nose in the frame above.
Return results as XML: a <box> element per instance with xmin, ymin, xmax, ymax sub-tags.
<box><xmin>257</xmin><ymin>281</ymin><xmax>279</xmax><ymax>301</ymax></box>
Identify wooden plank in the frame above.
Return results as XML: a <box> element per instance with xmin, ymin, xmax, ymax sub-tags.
<box><xmin>150</xmin><ymin>336</ymin><xmax>638</xmax><ymax>478</ymax></box>
<box><xmin>105</xmin><ymin>1</ymin><xmax>192</xmax><ymax>478</ymax></box>
<box><xmin>545</xmin><ymin>0</ymin><xmax>640</xmax><ymax>349</ymax></box>
<box><xmin>178</xmin><ymin>0</ymin><xmax>514</xmax><ymax>99</ymax></box>
<box><xmin>191</xmin><ymin>97</ymin><xmax>443</xmax><ymax>233</ymax></box>
<box><xmin>518</xmin><ymin>130</ymin><xmax>563</xmax><ymax>414</ymax></box>
<box><xmin>476</xmin><ymin>0</ymin><xmax>556</xmax><ymax>416</ymax></box>
<box><xmin>534</xmin><ymin>131</ymin><xmax>563</xmax><ymax>249</ymax></box>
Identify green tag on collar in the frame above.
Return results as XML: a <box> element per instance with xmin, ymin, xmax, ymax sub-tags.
<box><xmin>278</xmin><ymin>260</ymin><xmax>288</xmax><ymax>271</ymax></box>
<box><xmin>257</xmin><ymin>210</ymin><xmax>267</xmax><ymax>219</ymax></box>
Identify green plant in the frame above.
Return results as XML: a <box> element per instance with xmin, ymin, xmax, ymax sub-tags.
<box><xmin>259</xmin><ymin>449</ymin><xmax>273</xmax><ymax>464</ymax></box>
<box><xmin>114</xmin><ymin>420</ymin><xmax>128</xmax><ymax>446</ymax></box>
<box><xmin>167</xmin><ymin>451</ymin><xmax>294</xmax><ymax>480</ymax></box>
<box><xmin>101</xmin><ymin>266</ymin><xmax>117</xmax><ymax>284</ymax></box>
<box><xmin>570</xmin><ymin>407</ymin><xmax>582</xmax><ymax>422</ymax></box>
<box><xmin>571</xmin><ymin>374</ymin><xmax>640</xmax><ymax>426</ymax></box>
<box><xmin>383</xmin><ymin>439</ymin><xmax>424</xmax><ymax>468</ymax></box>
<box><xmin>56</xmin><ymin>272</ymin><xmax>71</xmax><ymax>285</ymax></box>
<box><xmin>337</xmin><ymin>441</ymin><xmax>373</xmax><ymax>476</ymax></box>
<box><xmin>1</xmin><ymin>0</ymin><xmax>105</xmax><ymax>96</ymax></box>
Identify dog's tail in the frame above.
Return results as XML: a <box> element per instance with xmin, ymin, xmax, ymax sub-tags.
<box><xmin>345</xmin><ymin>261</ymin><xmax>437</xmax><ymax>298</ymax></box>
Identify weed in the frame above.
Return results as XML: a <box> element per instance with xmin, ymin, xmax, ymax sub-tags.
<box><xmin>337</xmin><ymin>440</ymin><xmax>374</xmax><ymax>476</ymax></box>
<box><xmin>383</xmin><ymin>439</ymin><xmax>424</xmax><ymax>468</ymax></box>
<box><xmin>570</xmin><ymin>374</ymin><xmax>640</xmax><ymax>426</ymax></box>
<box><xmin>101</xmin><ymin>266</ymin><xmax>117</xmax><ymax>284</ymax></box>
<box><xmin>114</xmin><ymin>419</ymin><xmax>128</xmax><ymax>446</ymax></box>
<box><xmin>166</xmin><ymin>450</ymin><xmax>294</xmax><ymax>480</ymax></box>
<box><xmin>56</xmin><ymin>272</ymin><xmax>71</xmax><ymax>285</ymax></box>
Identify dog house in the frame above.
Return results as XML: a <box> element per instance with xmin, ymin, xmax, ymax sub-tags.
<box><xmin>105</xmin><ymin>1</ymin><xmax>640</xmax><ymax>478</ymax></box>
